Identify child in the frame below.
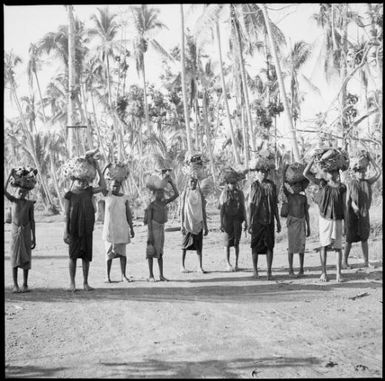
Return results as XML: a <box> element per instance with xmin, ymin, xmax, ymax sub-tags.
<box><xmin>180</xmin><ymin>176</ymin><xmax>209</xmax><ymax>273</ymax></box>
<box><xmin>63</xmin><ymin>156</ymin><xmax>106</xmax><ymax>291</ymax></box>
<box><xmin>102</xmin><ymin>177</ymin><xmax>135</xmax><ymax>283</ymax></box>
<box><xmin>219</xmin><ymin>180</ymin><xmax>247</xmax><ymax>271</ymax></box>
<box><xmin>248</xmin><ymin>168</ymin><xmax>281</xmax><ymax>280</ymax></box>
<box><xmin>145</xmin><ymin>174</ymin><xmax>179</xmax><ymax>282</ymax></box>
<box><xmin>4</xmin><ymin>170</ymin><xmax>36</xmax><ymax>293</ymax></box>
<box><xmin>303</xmin><ymin>157</ymin><xmax>346</xmax><ymax>282</ymax></box>
<box><xmin>283</xmin><ymin>175</ymin><xmax>310</xmax><ymax>277</ymax></box>
<box><xmin>343</xmin><ymin>153</ymin><xmax>381</xmax><ymax>268</ymax></box>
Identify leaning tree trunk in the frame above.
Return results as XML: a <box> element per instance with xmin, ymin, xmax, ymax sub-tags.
<box><xmin>261</xmin><ymin>4</ymin><xmax>301</xmax><ymax>162</ymax></box>
<box><xmin>180</xmin><ymin>4</ymin><xmax>193</xmax><ymax>154</ymax></box>
<box><xmin>232</xmin><ymin>12</ymin><xmax>255</xmax><ymax>160</ymax></box>
<box><xmin>216</xmin><ymin>21</ymin><xmax>241</xmax><ymax>165</ymax></box>
<box><xmin>34</xmin><ymin>71</ymin><xmax>47</xmax><ymax>125</ymax></box>
<box><xmin>67</xmin><ymin>4</ymin><xmax>77</xmax><ymax>158</ymax></box>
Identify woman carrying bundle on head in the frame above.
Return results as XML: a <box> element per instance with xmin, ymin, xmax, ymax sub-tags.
<box><xmin>343</xmin><ymin>151</ymin><xmax>381</xmax><ymax>269</ymax></box>
<box><xmin>282</xmin><ymin>163</ymin><xmax>311</xmax><ymax>277</ymax></box>
<box><xmin>248</xmin><ymin>151</ymin><xmax>281</xmax><ymax>281</ymax></box>
<box><xmin>4</xmin><ymin>167</ymin><xmax>37</xmax><ymax>293</ymax></box>
<box><xmin>218</xmin><ymin>168</ymin><xmax>247</xmax><ymax>272</ymax></box>
<box><xmin>63</xmin><ymin>149</ymin><xmax>107</xmax><ymax>292</ymax></box>
<box><xmin>102</xmin><ymin>162</ymin><xmax>135</xmax><ymax>283</ymax></box>
<box><xmin>303</xmin><ymin>147</ymin><xmax>348</xmax><ymax>282</ymax></box>
<box><xmin>144</xmin><ymin>168</ymin><xmax>179</xmax><ymax>282</ymax></box>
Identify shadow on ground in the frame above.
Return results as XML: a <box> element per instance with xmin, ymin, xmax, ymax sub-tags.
<box><xmin>5</xmin><ymin>364</ymin><xmax>67</xmax><ymax>378</ymax></box>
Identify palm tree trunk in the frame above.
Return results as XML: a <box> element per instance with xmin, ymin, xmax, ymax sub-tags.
<box><xmin>340</xmin><ymin>3</ymin><xmax>349</xmax><ymax>151</ymax></box>
<box><xmin>232</xmin><ymin>13</ymin><xmax>255</xmax><ymax>160</ymax></box>
<box><xmin>50</xmin><ymin>155</ymin><xmax>64</xmax><ymax>212</ymax></box>
<box><xmin>261</xmin><ymin>4</ymin><xmax>300</xmax><ymax>162</ymax></box>
<box><xmin>80</xmin><ymin>82</ymin><xmax>94</xmax><ymax>150</ymax></box>
<box><xmin>67</xmin><ymin>4</ymin><xmax>77</xmax><ymax>158</ymax></box>
<box><xmin>142</xmin><ymin>59</ymin><xmax>151</xmax><ymax>135</ymax></box>
<box><xmin>180</xmin><ymin>4</ymin><xmax>193</xmax><ymax>154</ymax></box>
<box><xmin>202</xmin><ymin>90</ymin><xmax>216</xmax><ymax>184</ymax></box>
<box><xmin>90</xmin><ymin>90</ymin><xmax>108</xmax><ymax>161</ymax></box>
<box><xmin>34</xmin><ymin>71</ymin><xmax>47</xmax><ymax>125</ymax></box>
<box><xmin>216</xmin><ymin>21</ymin><xmax>241</xmax><ymax>165</ymax></box>
<box><xmin>241</xmin><ymin>106</ymin><xmax>249</xmax><ymax>171</ymax></box>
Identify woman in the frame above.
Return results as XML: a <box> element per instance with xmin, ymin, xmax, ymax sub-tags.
<box><xmin>63</xmin><ymin>156</ymin><xmax>106</xmax><ymax>292</ymax></box>
<box><xmin>102</xmin><ymin>176</ymin><xmax>135</xmax><ymax>283</ymax></box>
<box><xmin>180</xmin><ymin>176</ymin><xmax>208</xmax><ymax>273</ymax></box>
<box><xmin>248</xmin><ymin>167</ymin><xmax>281</xmax><ymax>280</ymax></box>
<box><xmin>219</xmin><ymin>180</ymin><xmax>247</xmax><ymax>271</ymax></box>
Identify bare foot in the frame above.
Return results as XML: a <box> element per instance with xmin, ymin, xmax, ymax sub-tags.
<box><xmin>180</xmin><ymin>267</ymin><xmax>189</xmax><ymax>273</ymax></box>
<box><xmin>342</xmin><ymin>262</ymin><xmax>352</xmax><ymax>270</ymax></box>
<box><xmin>267</xmin><ymin>272</ymin><xmax>274</xmax><ymax>281</ymax></box>
<box><xmin>147</xmin><ymin>277</ymin><xmax>156</xmax><ymax>282</ymax></box>
<box><xmin>289</xmin><ymin>270</ymin><xmax>295</xmax><ymax>277</ymax></box>
<box><xmin>319</xmin><ymin>273</ymin><xmax>328</xmax><ymax>282</ymax></box>
<box><xmin>336</xmin><ymin>274</ymin><xmax>344</xmax><ymax>283</ymax></box>
<box><xmin>21</xmin><ymin>285</ymin><xmax>30</xmax><ymax>293</ymax></box>
<box><xmin>12</xmin><ymin>285</ymin><xmax>21</xmax><ymax>293</ymax></box>
<box><xmin>104</xmin><ymin>278</ymin><xmax>112</xmax><ymax>283</ymax></box>
<box><xmin>68</xmin><ymin>284</ymin><xmax>76</xmax><ymax>292</ymax></box>
<box><xmin>83</xmin><ymin>284</ymin><xmax>94</xmax><ymax>291</ymax></box>
<box><xmin>251</xmin><ymin>271</ymin><xmax>259</xmax><ymax>279</ymax></box>
<box><xmin>197</xmin><ymin>268</ymin><xmax>206</xmax><ymax>274</ymax></box>
<box><xmin>234</xmin><ymin>266</ymin><xmax>239</xmax><ymax>272</ymax></box>
<box><xmin>226</xmin><ymin>264</ymin><xmax>234</xmax><ymax>272</ymax></box>
<box><xmin>159</xmin><ymin>276</ymin><xmax>169</xmax><ymax>282</ymax></box>
<box><xmin>297</xmin><ymin>270</ymin><xmax>305</xmax><ymax>278</ymax></box>
<box><xmin>123</xmin><ymin>276</ymin><xmax>133</xmax><ymax>283</ymax></box>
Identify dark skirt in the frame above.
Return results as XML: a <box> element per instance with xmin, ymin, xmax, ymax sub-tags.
<box><xmin>250</xmin><ymin>222</ymin><xmax>275</xmax><ymax>254</ymax></box>
<box><xmin>182</xmin><ymin>230</ymin><xmax>203</xmax><ymax>251</ymax></box>
<box><xmin>346</xmin><ymin>208</ymin><xmax>370</xmax><ymax>243</ymax></box>
<box><xmin>223</xmin><ymin>219</ymin><xmax>243</xmax><ymax>247</ymax></box>
<box><xmin>69</xmin><ymin>234</ymin><xmax>93</xmax><ymax>261</ymax></box>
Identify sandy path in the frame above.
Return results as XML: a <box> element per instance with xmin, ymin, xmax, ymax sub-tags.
<box><xmin>4</xmin><ymin>214</ymin><xmax>383</xmax><ymax>378</ymax></box>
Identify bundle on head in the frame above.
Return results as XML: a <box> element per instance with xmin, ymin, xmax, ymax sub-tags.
<box><xmin>10</xmin><ymin>166</ymin><xmax>38</xmax><ymax>190</ymax></box>
<box><xmin>62</xmin><ymin>157</ymin><xmax>97</xmax><ymax>183</ymax></box>
<box><xmin>182</xmin><ymin>152</ymin><xmax>208</xmax><ymax>180</ymax></box>
<box><xmin>350</xmin><ymin>150</ymin><xmax>370</xmax><ymax>171</ymax></box>
<box><xmin>285</xmin><ymin>162</ymin><xmax>307</xmax><ymax>185</ymax></box>
<box><xmin>144</xmin><ymin>174</ymin><xmax>168</xmax><ymax>192</ymax></box>
<box><xmin>313</xmin><ymin>147</ymin><xmax>349</xmax><ymax>172</ymax></box>
<box><xmin>106</xmin><ymin>162</ymin><xmax>130</xmax><ymax>182</ymax></box>
<box><xmin>250</xmin><ymin>149</ymin><xmax>275</xmax><ymax>171</ymax></box>
<box><xmin>219</xmin><ymin>167</ymin><xmax>245</xmax><ymax>185</ymax></box>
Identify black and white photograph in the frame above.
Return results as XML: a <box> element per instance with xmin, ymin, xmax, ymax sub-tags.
<box><xmin>3</xmin><ymin>3</ymin><xmax>383</xmax><ymax>378</ymax></box>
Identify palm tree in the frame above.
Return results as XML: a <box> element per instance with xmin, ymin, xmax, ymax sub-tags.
<box><xmin>180</xmin><ymin>4</ymin><xmax>193</xmax><ymax>154</ymax></box>
<box><xmin>260</xmin><ymin>4</ymin><xmax>300</xmax><ymax>161</ymax></box>
<box><xmin>27</xmin><ymin>43</ymin><xmax>47</xmax><ymax>125</ymax></box>
<box><xmin>131</xmin><ymin>4</ymin><xmax>170</xmax><ymax>136</ymax></box>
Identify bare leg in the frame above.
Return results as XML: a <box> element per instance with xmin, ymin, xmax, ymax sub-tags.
<box><xmin>21</xmin><ymin>269</ymin><xmax>30</xmax><ymax>292</ymax></box>
<box><xmin>120</xmin><ymin>256</ymin><xmax>131</xmax><ymax>282</ymax></box>
<box><xmin>319</xmin><ymin>247</ymin><xmax>328</xmax><ymax>282</ymax></box>
<box><xmin>105</xmin><ymin>259</ymin><xmax>112</xmax><ymax>283</ymax></box>
<box><xmin>362</xmin><ymin>240</ymin><xmax>370</xmax><ymax>267</ymax></box>
<box><xmin>288</xmin><ymin>252</ymin><xmax>294</xmax><ymax>276</ymax></box>
<box><xmin>82</xmin><ymin>259</ymin><xmax>94</xmax><ymax>291</ymax></box>
<box><xmin>267</xmin><ymin>249</ymin><xmax>274</xmax><ymax>280</ymax></box>
<box><xmin>180</xmin><ymin>250</ymin><xmax>189</xmax><ymax>273</ymax></box>
<box><xmin>69</xmin><ymin>258</ymin><xmax>77</xmax><ymax>291</ymax></box>
<box><xmin>158</xmin><ymin>257</ymin><xmax>169</xmax><ymax>281</ymax></box>
<box><xmin>336</xmin><ymin>249</ymin><xmax>344</xmax><ymax>282</ymax></box>
<box><xmin>197</xmin><ymin>250</ymin><xmax>206</xmax><ymax>273</ymax></box>
<box><xmin>147</xmin><ymin>258</ymin><xmax>155</xmax><ymax>281</ymax></box>
<box><xmin>225</xmin><ymin>247</ymin><xmax>233</xmax><ymax>271</ymax></box>
<box><xmin>298</xmin><ymin>253</ymin><xmax>305</xmax><ymax>276</ymax></box>
<box><xmin>234</xmin><ymin>245</ymin><xmax>239</xmax><ymax>271</ymax></box>
<box><xmin>251</xmin><ymin>251</ymin><xmax>259</xmax><ymax>279</ymax></box>
<box><xmin>343</xmin><ymin>242</ymin><xmax>352</xmax><ymax>269</ymax></box>
<box><xmin>12</xmin><ymin>268</ymin><xmax>20</xmax><ymax>293</ymax></box>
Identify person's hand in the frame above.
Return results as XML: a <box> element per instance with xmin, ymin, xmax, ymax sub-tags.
<box><xmin>31</xmin><ymin>238</ymin><xmax>36</xmax><ymax>250</ymax></box>
<box><xmin>220</xmin><ymin>225</ymin><xmax>224</xmax><ymax>232</ymax></box>
<box><xmin>306</xmin><ymin>228</ymin><xmax>311</xmax><ymax>237</ymax></box>
<box><xmin>181</xmin><ymin>226</ymin><xmax>186</xmax><ymax>235</ymax></box>
<box><xmin>248</xmin><ymin>226</ymin><xmax>253</xmax><ymax>235</ymax></box>
<box><xmin>276</xmin><ymin>222</ymin><xmax>281</xmax><ymax>233</ymax></box>
<box><xmin>243</xmin><ymin>223</ymin><xmax>248</xmax><ymax>232</ymax></box>
<box><xmin>204</xmin><ymin>227</ymin><xmax>209</xmax><ymax>236</ymax></box>
<box><xmin>63</xmin><ymin>232</ymin><xmax>71</xmax><ymax>245</ymax></box>
<box><xmin>352</xmin><ymin>205</ymin><xmax>360</xmax><ymax>215</ymax></box>
<box><xmin>147</xmin><ymin>235</ymin><xmax>154</xmax><ymax>245</ymax></box>
<box><xmin>130</xmin><ymin>229</ymin><xmax>135</xmax><ymax>238</ymax></box>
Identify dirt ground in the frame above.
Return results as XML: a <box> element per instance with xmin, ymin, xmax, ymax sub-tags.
<box><xmin>4</xmin><ymin>207</ymin><xmax>383</xmax><ymax>378</ymax></box>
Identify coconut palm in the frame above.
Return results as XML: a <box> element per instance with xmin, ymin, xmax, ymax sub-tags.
<box><xmin>131</xmin><ymin>4</ymin><xmax>170</xmax><ymax>136</ymax></box>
